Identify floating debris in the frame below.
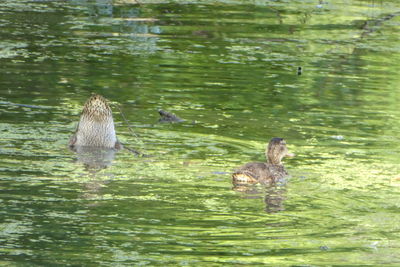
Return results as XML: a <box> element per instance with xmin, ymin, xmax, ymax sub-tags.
<box><xmin>158</xmin><ymin>109</ymin><xmax>185</xmax><ymax>123</ymax></box>
<box><xmin>297</xmin><ymin>66</ymin><xmax>302</xmax><ymax>75</ymax></box>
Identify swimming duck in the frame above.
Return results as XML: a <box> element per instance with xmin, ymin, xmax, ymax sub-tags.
<box><xmin>69</xmin><ymin>94</ymin><xmax>122</xmax><ymax>150</ymax></box>
<box><xmin>232</xmin><ymin>137</ymin><xmax>294</xmax><ymax>185</ymax></box>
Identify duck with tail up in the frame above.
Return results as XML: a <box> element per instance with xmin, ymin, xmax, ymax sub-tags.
<box><xmin>69</xmin><ymin>94</ymin><xmax>123</xmax><ymax>150</ymax></box>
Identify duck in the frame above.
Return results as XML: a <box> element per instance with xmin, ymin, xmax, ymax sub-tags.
<box><xmin>232</xmin><ymin>137</ymin><xmax>294</xmax><ymax>185</ymax></box>
<box><xmin>69</xmin><ymin>94</ymin><xmax>123</xmax><ymax>150</ymax></box>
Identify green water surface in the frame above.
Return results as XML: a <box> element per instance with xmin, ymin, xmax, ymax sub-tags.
<box><xmin>1</xmin><ymin>0</ymin><xmax>400</xmax><ymax>265</ymax></box>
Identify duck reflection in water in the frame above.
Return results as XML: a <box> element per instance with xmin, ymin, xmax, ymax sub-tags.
<box><xmin>69</xmin><ymin>145</ymin><xmax>119</xmax><ymax>201</ymax></box>
<box><xmin>232</xmin><ymin>137</ymin><xmax>294</xmax><ymax>213</ymax></box>
<box><xmin>234</xmin><ymin>184</ymin><xmax>287</xmax><ymax>213</ymax></box>
<box><xmin>73</xmin><ymin>146</ymin><xmax>117</xmax><ymax>172</ymax></box>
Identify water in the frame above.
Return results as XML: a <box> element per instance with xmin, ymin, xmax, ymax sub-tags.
<box><xmin>1</xmin><ymin>0</ymin><xmax>400</xmax><ymax>265</ymax></box>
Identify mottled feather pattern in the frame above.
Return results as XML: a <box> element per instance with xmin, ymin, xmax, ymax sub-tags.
<box><xmin>71</xmin><ymin>94</ymin><xmax>119</xmax><ymax>149</ymax></box>
<box><xmin>81</xmin><ymin>95</ymin><xmax>113</xmax><ymax>122</ymax></box>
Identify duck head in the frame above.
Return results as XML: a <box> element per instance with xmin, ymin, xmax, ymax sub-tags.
<box><xmin>265</xmin><ymin>137</ymin><xmax>295</xmax><ymax>165</ymax></box>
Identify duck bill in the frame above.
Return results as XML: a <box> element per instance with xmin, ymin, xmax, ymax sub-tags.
<box><xmin>286</xmin><ymin>152</ymin><xmax>295</xmax><ymax>158</ymax></box>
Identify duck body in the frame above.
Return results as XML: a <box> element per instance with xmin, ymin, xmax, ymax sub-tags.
<box><xmin>232</xmin><ymin>138</ymin><xmax>293</xmax><ymax>185</ymax></box>
<box><xmin>233</xmin><ymin>162</ymin><xmax>288</xmax><ymax>185</ymax></box>
<box><xmin>69</xmin><ymin>94</ymin><xmax>122</xmax><ymax>150</ymax></box>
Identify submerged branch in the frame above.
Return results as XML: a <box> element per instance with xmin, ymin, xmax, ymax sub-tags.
<box><xmin>0</xmin><ymin>101</ymin><xmax>51</xmax><ymax>109</ymax></box>
<box><xmin>359</xmin><ymin>11</ymin><xmax>400</xmax><ymax>39</ymax></box>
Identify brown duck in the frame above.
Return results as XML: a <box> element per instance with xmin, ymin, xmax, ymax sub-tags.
<box><xmin>69</xmin><ymin>94</ymin><xmax>122</xmax><ymax>150</ymax></box>
<box><xmin>232</xmin><ymin>137</ymin><xmax>294</xmax><ymax>185</ymax></box>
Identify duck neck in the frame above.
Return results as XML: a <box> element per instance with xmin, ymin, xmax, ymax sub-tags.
<box><xmin>267</xmin><ymin>154</ymin><xmax>282</xmax><ymax>165</ymax></box>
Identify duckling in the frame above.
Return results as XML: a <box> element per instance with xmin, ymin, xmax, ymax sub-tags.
<box><xmin>232</xmin><ymin>138</ymin><xmax>294</xmax><ymax>185</ymax></box>
<box><xmin>69</xmin><ymin>94</ymin><xmax>122</xmax><ymax>150</ymax></box>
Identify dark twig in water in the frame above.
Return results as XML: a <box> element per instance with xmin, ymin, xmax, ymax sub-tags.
<box><xmin>359</xmin><ymin>11</ymin><xmax>400</xmax><ymax>39</ymax></box>
<box><xmin>123</xmin><ymin>146</ymin><xmax>147</xmax><ymax>157</ymax></box>
<box><xmin>114</xmin><ymin>103</ymin><xmax>147</xmax><ymax>156</ymax></box>
<box><xmin>158</xmin><ymin>109</ymin><xmax>185</xmax><ymax>123</ymax></box>
<box><xmin>0</xmin><ymin>101</ymin><xmax>51</xmax><ymax>109</ymax></box>
<box><xmin>114</xmin><ymin>104</ymin><xmax>143</xmax><ymax>144</ymax></box>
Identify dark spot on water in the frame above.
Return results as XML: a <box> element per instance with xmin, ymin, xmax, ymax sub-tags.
<box><xmin>297</xmin><ymin>66</ymin><xmax>302</xmax><ymax>75</ymax></box>
<box><xmin>319</xmin><ymin>245</ymin><xmax>330</xmax><ymax>251</ymax></box>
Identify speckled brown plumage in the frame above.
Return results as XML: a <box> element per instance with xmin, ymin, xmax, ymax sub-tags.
<box><xmin>232</xmin><ymin>138</ymin><xmax>294</xmax><ymax>185</ymax></box>
<box><xmin>69</xmin><ymin>94</ymin><xmax>122</xmax><ymax>150</ymax></box>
